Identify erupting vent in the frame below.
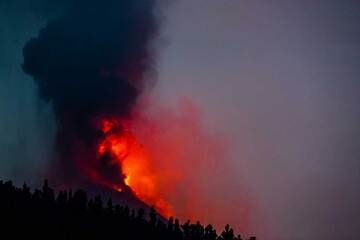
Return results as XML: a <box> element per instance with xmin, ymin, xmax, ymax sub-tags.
<box><xmin>95</xmin><ymin>118</ymin><xmax>172</xmax><ymax>216</ymax></box>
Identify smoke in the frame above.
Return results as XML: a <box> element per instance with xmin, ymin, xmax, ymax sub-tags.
<box><xmin>3</xmin><ymin>0</ymin><xmax>360</xmax><ymax>239</ymax></box>
<box><xmin>4</xmin><ymin>0</ymin><xmax>248</xmax><ymax>230</ymax></box>
<box><xmin>129</xmin><ymin>96</ymin><xmax>252</xmax><ymax>232</ymax></box>
<box><xmin>22</xmin><ymin>0</ymin><xmax>160</xmax><ymax>186</ymax></box>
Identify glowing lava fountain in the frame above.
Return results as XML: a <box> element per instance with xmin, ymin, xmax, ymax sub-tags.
<box><xmin>96</xmin><ymin>118</ymin><xmax>173</xmax><ymax>217</ymax></box>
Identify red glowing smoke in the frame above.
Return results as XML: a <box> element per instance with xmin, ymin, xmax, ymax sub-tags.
<box><xmin>85</xmin><ymin>94</ymin><xmax>251</xmax><ymax>230</ymax></box>
<box><xmin>75</xmin><ymin>93</ymin><xmax>235</xmax><ymax>223</ymax></box>
<box><xmin>130</xmin><ymin>96</ymin><xmax>252</xmax><ymax>230</ymax></box>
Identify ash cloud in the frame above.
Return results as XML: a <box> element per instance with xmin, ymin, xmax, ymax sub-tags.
<box><xmin>22</xmin><ymin>0</ymin><xmax>160</xmax><ymax>185</ymax></box>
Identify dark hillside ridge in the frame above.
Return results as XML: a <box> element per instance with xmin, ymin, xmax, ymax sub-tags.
<box><xmin>0</xmin><ymin>179</ymin><xmax>255</xmax><ymax>240</ymax></box>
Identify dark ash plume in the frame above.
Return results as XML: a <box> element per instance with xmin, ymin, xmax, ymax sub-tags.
<box><xmin>22</xmin><ymin>0</ymin><xmax>159</xmax><ymax>186</ymax></box>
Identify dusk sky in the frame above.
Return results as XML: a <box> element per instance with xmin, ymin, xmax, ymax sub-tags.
<box><xmin>1</xmin><ymin>1</ymin><xmax>360</xmax><ymax>240</ymax></box>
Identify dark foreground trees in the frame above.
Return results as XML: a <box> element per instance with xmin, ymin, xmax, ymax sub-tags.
<box><xmin>0</xmin><ymin>180</ymin><xmax>255</xmax><ymax>240</ymax></box>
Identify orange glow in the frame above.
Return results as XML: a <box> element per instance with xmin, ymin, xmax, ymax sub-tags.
<box><xmin>96</xmin><ymin>118</ymin><xmax>173</xmax><ymax>217</ymax></box>
<box><xmin>93</xmin><ymin>98</ymin><xmax>249</xmax><ymax>233</ymax></box>
<box><xmin>128</xmin><ymin>97</ymin><xmax>252</xmax><ymax>232</ymax></box>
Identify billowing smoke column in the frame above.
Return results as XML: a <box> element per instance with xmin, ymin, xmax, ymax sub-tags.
<box><xmin>22</xmin><ymin>0</ymin><xmax>162</xmax><ymax>210</ymax></box>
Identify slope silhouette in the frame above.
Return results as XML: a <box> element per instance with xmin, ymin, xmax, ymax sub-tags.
<box><xmin>0</xmin><ymin>179</ymin><xmax>255</xmax><ymax>240</ymax></box>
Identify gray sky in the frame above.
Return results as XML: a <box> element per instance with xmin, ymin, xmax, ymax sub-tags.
<box><xmin>154</xmin><ymin>1</ymin><xmax>360</xmax><ymax>239</ymax></box>
<box><xmin>1</xmin><ymin>1</ymin><xmax>360</xmax><ymax>239</ymax></box>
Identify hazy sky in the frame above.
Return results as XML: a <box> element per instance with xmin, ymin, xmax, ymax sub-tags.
<box><xmin>1</xmin><ymin>1</ymin><xmax>360</xmax><ymax>239</ymax></box>
<box><xmin>155</xmin><ymin>1</ymin><xmax>360</xmax><ymax>239</ymax></box>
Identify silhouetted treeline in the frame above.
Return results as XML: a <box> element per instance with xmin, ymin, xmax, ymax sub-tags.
<box><xmin>0</xmin><ymin>180</ymin><xmax>255</xmax><ymax>240</ymax></box>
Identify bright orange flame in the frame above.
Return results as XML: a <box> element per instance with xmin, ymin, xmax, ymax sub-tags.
<box><xmin>97</xmin><ymin>118</ymin><xmax>173</xmax><ymax>217</ymax></box>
